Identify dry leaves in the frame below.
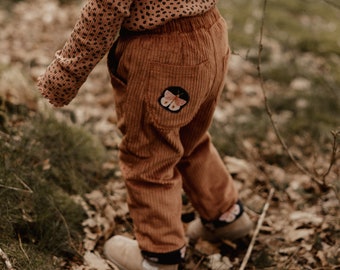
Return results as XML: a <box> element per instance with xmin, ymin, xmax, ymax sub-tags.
<box><xmin>1</xmin><ymin>0</ymin><xmax>339</xmax><ymax>269</ymax></box>
<box><xmin>71</xmin><ymin>181</ymin><xmax>128</xmax><ymax>269</ymax></box>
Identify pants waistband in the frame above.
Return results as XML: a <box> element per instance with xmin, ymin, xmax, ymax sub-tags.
<box><xmin>120</xmin><ymin>7</ymin><xmax>221</xmax><ymax>36</ymax></box>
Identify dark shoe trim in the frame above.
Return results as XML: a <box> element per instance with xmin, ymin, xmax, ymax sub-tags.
<box><xmin>141</xmin><ymin>246</ymin><xmax>185</xmax><ymax>265</ymax></box>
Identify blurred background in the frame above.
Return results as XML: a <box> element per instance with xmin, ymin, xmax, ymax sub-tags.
<box><xmin>0</xmin><ymin>0</ymin><xmax>339</xmax><ymax>269</ymax></box>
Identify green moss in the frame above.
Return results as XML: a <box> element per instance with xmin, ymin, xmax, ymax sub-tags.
<box><xmin>0</xmin><ymin>107</ymin><xmax>108</xmax><ymax>269</ymax></box>
<box><xmin>0</xmin><ymin>172</ymin><xmax>85</xmax><ymax>269</ymax></box>
<box><xmin>27</xmin><ymin>114</ymin><xmax>107</xmax><ymax>194</ymax></box>
<box><xmin>0</xmin><ymin>242</ymin><xmax>63</xmax><ymax>270</ymax></box>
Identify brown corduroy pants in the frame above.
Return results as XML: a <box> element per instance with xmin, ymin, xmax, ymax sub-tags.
<box><xmin>108</xmin><ymin>7</ymin><xmax>238</xmax><ymax>255</ymax></box>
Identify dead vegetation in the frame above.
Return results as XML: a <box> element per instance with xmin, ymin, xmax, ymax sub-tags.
<box><xmin>0</xmin><ymin>0</ymin><xmax>339</xmax><ymax>269</ymax></box>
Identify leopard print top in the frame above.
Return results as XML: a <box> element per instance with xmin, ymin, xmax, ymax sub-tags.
<box><xmin>37</xmin><ymin>0</ymin><xmax>218</xmax><ymax>107</ymax></box>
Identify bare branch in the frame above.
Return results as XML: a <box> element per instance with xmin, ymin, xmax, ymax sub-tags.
<box><xmin>49</xmin><ymin>197</ymin><xmax>82</xmax><ymax>257</ymax></box>
<box><xmin>255</xmin><ymin>0</ymin><xmax>339</xmax><ymax>197</ymax></box>
<box><xmin>0</xmin><ymin>183</ymin><xmax>32</xmax><ymax>193</ymax></box>
<box><xmin>239</xmin><ymin>187</ymin><xmax>275</xmax><ymax>270</ymax></box>
<box><xmin>193</xmin><ymin>255</ymin><xmax>205</xmax><ymax>270</ymax></box>
<box><xmin>0</xmin><ymin>248</ymin><xmax>14</xmax><ymax>270</ymax></box>
<box><xmin>0</xmin><ymin>174</ymin><xmax>33</xmax><ymax>194</ymax></box>
<box><xmin>321</xmin><ymin>130</ymin><xmax>340</xmax><ymax>181</ymax></box>
<box><xmin>323</xmin><ymin>0</ymin><xmax>340</xmax><ymax>9</ymax></box>
<box><xmin>18</xmin><ymin>234</ymin><xmax>30</xmax><ymax>262</ymax></box>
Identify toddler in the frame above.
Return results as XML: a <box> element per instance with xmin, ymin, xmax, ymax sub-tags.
<box><xmin>37</xmin><ymin>1</ymin><xmax>253</xmax><ymax>269</ymax></box>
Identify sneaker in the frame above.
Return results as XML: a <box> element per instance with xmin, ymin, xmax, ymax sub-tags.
<box><xmin>186</xmin><ymin>204</ymin><xmax>253</xmax><ymax>244</ymax></box>
<box><xmin>103</xmin><ymin>235</ymin><xmax>179</xmax><ymax>270</ymax></box>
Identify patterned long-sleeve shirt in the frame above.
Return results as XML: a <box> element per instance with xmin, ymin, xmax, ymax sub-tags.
<box><xmin>37</xmin><ymin>0</ymin><xmax>218</xmax><ymax>107</ymax></box>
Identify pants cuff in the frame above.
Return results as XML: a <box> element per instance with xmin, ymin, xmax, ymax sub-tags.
<box><xmin>141</xmin><ymin>246</ymin><xmax>185</xmax><ymax>265</ymax></box>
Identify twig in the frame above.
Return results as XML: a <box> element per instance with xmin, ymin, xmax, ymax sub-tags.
<box><xmin>49</xmin><ymin>197</ymin><xmax>82</xmax><ymax>257</ymax></box>
<box><xmin>256</xmin><ymin>0</ymin><xmax>318</xmax><ymax>184</ymax></box>
<box><xmin>18</xmin><ymin>234</ymin><xmax>30</xmax><ymax>262</ymax></box>
<box><xmin>193</xmin><ymin>255</ymin><xmax>205</xmax><ymax>270</ymax></box>
<box><xmin>323</xmin><ymin>0</ymin><xmax>340</xmax><ymax>9</ymax></box>
<box><xmin>14</xmin><ymin>174</ymin><xmax>33</xmax><ymax>194</ymax></box>
<box><xmin>256</xmin><ymin>0</ymin><xmax>339</xmax><ymax>197</ymax></box>
<box><xmin>0</xmin><ymin>248</ymin><xmax>14</xmax><ymax>270</ymax></box>
<box><xmin>321</xmin><ymin>130</ymin><xmax>340</xmax><ymax>202</ymax></box>
<box><xmin>321</xmin><ymin>130</ymin><xmax>340</xmax><ymax>181</ymax></box>
<box><xmin>0</xmin><ymin>183</ymin><xmax>32</xmax><ymax>193</ymax></box>
<box><xmin>0</xmin><ymin>174</ymin><xmax>33</xmax><ymax>194</ymax></box>
<box><xmin>51</xmin><ymin>198</ymin><xmax>73</xmax><ymax>245</ymax></box>
<box><xmin>239</xmin><ymin>187</ymin><xmax>275</xmax><ymax>270</ymax></box>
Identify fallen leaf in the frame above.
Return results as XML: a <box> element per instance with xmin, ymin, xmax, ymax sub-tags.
<box><xmin>316</xmin><ymin>250</ymin><xmax>328</xmax><ymax>266</ymax></box>
<box><xmin>195</xmin><ymin>239</ymin><xmax>220</xmax><ymax>255</ymax></box>
<box><xmin>83</xmin><ymin>251</ymin><xmax>111</xmax><ymax>270</ymax></box>
<box><xmin>286</xmin><ymin>228</ymin><xmax>315</xmax><ymax>242</ymax></box>
<box><xmin>207</xmin><ymin>253</ymin><xmax>233</xmax><ymax>270</ymax></box>
<box><xmin>289</xmin><ymin>210</ymin><xmax>323</xmax><ymax>227</ymax></box>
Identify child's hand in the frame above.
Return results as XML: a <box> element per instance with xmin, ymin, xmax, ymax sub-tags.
<box><xmin>36</xmin><ymin>69</ymin><xmax>80</xmax><ymax>107</ymax></box>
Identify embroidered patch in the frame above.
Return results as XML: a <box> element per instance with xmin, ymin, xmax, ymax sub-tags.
<box><xmin>158</xmin><ymin>86</ymin><xmax>189</xmax><ymax>113</ymax></box>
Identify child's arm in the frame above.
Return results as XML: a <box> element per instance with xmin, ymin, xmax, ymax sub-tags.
<box><xmin>37</xmin><ymin>0</ymin><xmax>133</xmax><ymax>107</ymax></box>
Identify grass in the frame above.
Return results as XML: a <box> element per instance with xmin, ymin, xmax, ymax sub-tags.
<box><xmin>0</xmin><ymin>99</ymin><xmax>108</xmax><ymax>269</ymax></box>
<box><xmin>211</xmin><ymin>87</ymin><xmax>339</xmax><ymax>163</ymax></box>
<box><xmin>214</xmin><ymin>0</ymin><xmax>340</xmax><ymax>163</ymax></box>
<box><xmin>219</xmin><ymin>0</ymin><xmax>340</xmax><ymax>56</ymax></box>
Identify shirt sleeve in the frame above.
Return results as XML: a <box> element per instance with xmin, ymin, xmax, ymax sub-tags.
<box><xmin>37</xmin><ymin>0</ymin><xmax>133</xmax><ymax>107</ymax></box>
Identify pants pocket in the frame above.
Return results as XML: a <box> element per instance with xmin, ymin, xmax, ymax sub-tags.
<box><xmin>107</xmin><ymin>40</ymin><xmax>128</xmax><ymax>132</ymax></box>
<box><xmin>146</xmin><ymin>60</ymin><xmax>211</xmax><ymax>129</ymax></box>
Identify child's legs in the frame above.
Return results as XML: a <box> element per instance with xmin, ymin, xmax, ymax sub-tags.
<box><xmin>178</xmin><ymin>14</ymin><xmax>238</xmax><ymax>221</ymax></box>
<box><xmin>108</xmin><ymin>37</ymin><xmax>187</xmax><ymax>256</ymax></box>
<box><xmin>108</xmin><ymin>7</ymin><xmax>233</xmax><ymax>261</ymax></box>
<box><xmin>179</xmin><ymin>130</ymin><xmax>238</xmax><ymax>221</ymax></box>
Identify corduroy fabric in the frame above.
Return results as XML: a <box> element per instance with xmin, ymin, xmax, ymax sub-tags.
<box><xmin>108</xmin><ymin>7</ymin><xmax>238</xmax><ymax>254</ymax></box>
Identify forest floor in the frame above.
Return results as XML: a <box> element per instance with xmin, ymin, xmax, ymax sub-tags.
<box><xmin>0</xmin><ymin>0</ymin><xmax>339</xmax><ymax>269</ymax></box>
